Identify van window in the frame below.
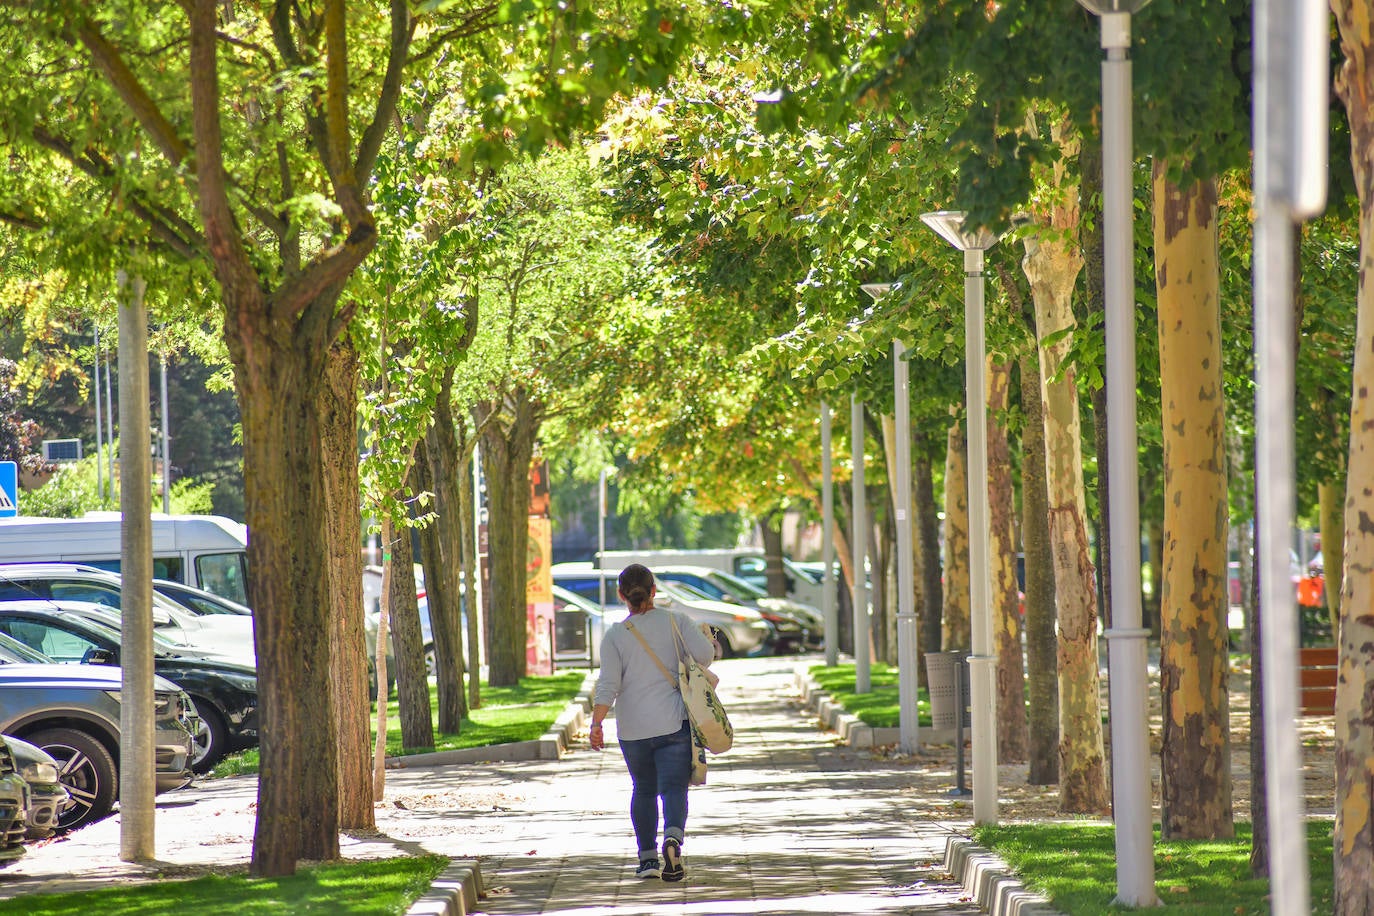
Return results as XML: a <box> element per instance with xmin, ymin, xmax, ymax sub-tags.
<box><xmin>73</xmin><ymin>557</ymin><xmax>185</xmax><ymax>582</ymax></box>
<box><xmin>197</xmin><ymin>553</ymin><xmax>249</xmax><ymax>605</ymax></box>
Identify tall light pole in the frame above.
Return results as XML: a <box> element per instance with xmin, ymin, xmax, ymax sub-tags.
<box><xmin>851</xmin><ymin>393</ymin><xmax>870</xmax><ymax>694</ymax></box>
<box><xmin>1075</xmin><ymin>0</ymin><xmax>1156</xmax><ymax>905</ymax></box>
<box><xmin>1253</xmin><ymin>1</ymin><xmax>1327</xmax><ymax>912</ymax></box>
<box><xmin>921</xmin><ymin>210</ymin><xmax>999</xmax><ymax>824</ymax></box>
<box><xmin>821</xmin><ymin>402</ymin><xmax>839</xmax><ymax>666</ymax></box>
<box><xmin>863</xmin><ymin>282</ymin><xmax>920</xmax><ymax>753</ymax></box>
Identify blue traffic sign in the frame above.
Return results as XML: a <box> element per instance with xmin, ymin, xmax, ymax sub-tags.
<box><xmin>0</xmin><ymin>462</ymin><xmax>15</xmax><ymax>518</ymax></box>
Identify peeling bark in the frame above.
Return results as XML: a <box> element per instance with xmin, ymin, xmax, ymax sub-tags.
<box><xmin>943</xmin><ymin>414</ymin><xmax>971</xmax><ymax>652</ymax></box>
<box><xmin>1153</xmin><ymin>160</ymin><xmax>1232</xmax><ymax>840</ymax></box>
<box><xmin>1332</xmin><ymin>4</ymin><xmax>1374</xmax><ymax>907</ymax></box>
<box><xmin>1020</xmin><ymin>352</ymin><xmax>1059</xmax><ymax>785</ymax></box>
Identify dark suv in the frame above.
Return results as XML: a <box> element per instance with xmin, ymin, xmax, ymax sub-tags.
<box><xmin>0</xmin><ymin>632</ymin><xmax>195</xmax><ymax>830</ymax></box>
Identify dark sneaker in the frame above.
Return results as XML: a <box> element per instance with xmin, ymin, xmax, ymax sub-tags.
<box><xmin>635</xmin><ymin>858</ymin><xmax>661</xmax><ymax>879</ymax></box>
<box><xmin>661</xmin><ymin>838</ymin><xmax>684</xmax><ymax>882</ymax></box>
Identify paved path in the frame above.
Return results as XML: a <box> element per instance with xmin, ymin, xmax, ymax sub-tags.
<box><xmin>0</xmin><ymin>656</ymin><xmax>985</xmax><ymax>914</ymax></box>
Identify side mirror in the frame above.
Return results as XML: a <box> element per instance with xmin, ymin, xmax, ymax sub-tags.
<box><xmin>82</xmin><ymin>647</ymin><xmax>117</xmax><ymax>666</ymax></box>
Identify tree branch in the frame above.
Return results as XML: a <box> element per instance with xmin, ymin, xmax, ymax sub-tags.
<box><xmin>355</xmin><ymin>0</ymin><xmax>415</xmax><ymax>183</ymax></box>
<box><xmin>77</xmin><ymin>18</ymin><xmax>191</xmax><ymax>168</ymax></box>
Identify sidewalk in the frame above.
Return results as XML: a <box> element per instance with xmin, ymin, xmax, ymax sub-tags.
<box><xmin>0</xmin><ymin>656</ymin><xmax>1032</xmax><ymax>914</ymax></box>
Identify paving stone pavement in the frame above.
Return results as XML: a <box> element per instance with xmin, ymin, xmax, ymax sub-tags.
<box><xmin>0</xmin><ymin>655</ymin><xmax>992</xmax><ymax>914</ymax></box>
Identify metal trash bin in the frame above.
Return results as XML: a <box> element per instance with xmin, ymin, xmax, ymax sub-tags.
<box><xmin>925</xmin><ymin>651</ymin><xmax>971</xmax><ymax>729</ymax></box>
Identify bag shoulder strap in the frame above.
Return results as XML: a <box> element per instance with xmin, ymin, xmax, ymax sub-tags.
<box><xmin>624</xmin><ymin>619</ymin><xmax>677</xmax><ymax>688</ymax></box>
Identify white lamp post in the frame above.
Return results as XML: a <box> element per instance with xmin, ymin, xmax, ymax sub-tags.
<box><xmin>863</xmin><ymin>282</ymin><xmax>920</xmax><ymax>753</ymax></box>
<box><xmin>1074</xmin><ymin>0</ymin><xmax>1156</xmax><ymax>905</ymax></box>
<box><xmin>821</xmin><ymin>402</ymin><xmax>839</xmax><ymax>666</ymax></box>
<box><xmin>852</xmin><ymin>393</ymin><xmax>870</xmax><ymax>694</ymax></box>
<box><xmin>1253</xmin><ymin>1</ymin><xmax>1327</xmax><ymax>913</ymax></box>
<box><xmin>921</xmin><ymin>210</ymin><xmax>998</xmax><ymax>824</ymax></box>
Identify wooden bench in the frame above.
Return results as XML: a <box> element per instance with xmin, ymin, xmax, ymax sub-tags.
<box><xmin>1299</xmin><ymin>647</ymin><xmax>1337</xmax><ymax>716</ymax></box>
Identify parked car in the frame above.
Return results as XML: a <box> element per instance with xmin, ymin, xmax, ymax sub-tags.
<box><xmin>598</xmin><ymin>549</ymin><xmax>829</xmax><ymax>609</ymax></box>
<box><xmin>0</xmin><ymin>563</ymin><xmax>255</xmax><ymax>660</ymax></box>
<box><xmin>552</xmin><ymin>584</ymin><xmax>608</xmax><ymax>668</ymax></box>
<box><xmin>0</xmin><ymin>601</ymin><xmax>257</xmax><ymax>773</ymax></box>
<box><xmin>5</xmin><ymin>736</ymin><xmax>69</xmax><ymax>839</ymax></box>
<box><xmin>552</xmin><ymin>563</ymin><xmax>773</xmax><ymax>658</ymax></box>
<box><xmin>653</xmin><ymin>565</ymin><xmax>823</xmax><ymax>652</ymax></box>
<box><xmin>0</xmin><ymin>630</ymin><xmax>195</xmax><ymax>829</ymax></box>
<box><xmin>152</xmin><ymin>579</ymin><xmax>252</xmax><ymax>617</ymax></box>
<box><xmin>0</xmin><ymin>742</ymin><xmax>27</xmax><ymax>866</ymax></box>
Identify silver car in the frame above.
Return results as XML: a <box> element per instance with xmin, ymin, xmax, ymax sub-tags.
<box><xmin>4</xmin><ymin>736</ymin><xmax>68</xmax><ymax>839</ymax></box>
<box><xmin>551</xmin><ymin>564</ymin><xmax>772</xmax><ymax>658</ymax></box>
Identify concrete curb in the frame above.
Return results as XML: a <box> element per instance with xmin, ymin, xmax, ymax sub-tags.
<box><xmin>385</xmin><ymin>670</ymin><xmax>596</xmax><ymax>768</ymax></box>
<box><xmin>944</xmin><ymin>836</ymin><xmax>1062</xmax><ymax>916</ymax></box>
<box><xmin>404</xmin><ymin>858</ymin><xmax>483</xmax><ymax>916</ymax></box>
<box><xmin>792</xmin><ymin>665</ymin><xmax>959</xmax><ymax>747</ymax></box>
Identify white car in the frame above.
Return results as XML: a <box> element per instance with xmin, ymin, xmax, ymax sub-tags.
<box><xmin>0</xmin><ymin>564</ymin><xmax>256</xmax><ymax>661</ymax></box>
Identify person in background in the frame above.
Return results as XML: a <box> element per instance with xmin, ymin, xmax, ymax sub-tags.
<box><xmin>588</xmin><ymin>563</ymin><xmax>717</xmax><ymax>882</ymax></box>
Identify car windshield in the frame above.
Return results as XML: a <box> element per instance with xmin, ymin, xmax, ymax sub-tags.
<box><xmin>663</xmin><ymin>580</ymin><xmax>713</xmax><ymax>602</ymax></box>
<box><xmin>0</xmin><ymin>630</ymin><xmax>52</xmax><ymax>664</ymax></box>
<box><xmin>705</xmin><ymin>570</ymin><xmax>768</xmax><ymax>600</ymax></box>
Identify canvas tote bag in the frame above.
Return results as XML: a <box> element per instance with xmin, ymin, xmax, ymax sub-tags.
<box><xmin>626</xmin><ymin>615</ymin><xmax>735</xmax><ymax>754</ymax></box>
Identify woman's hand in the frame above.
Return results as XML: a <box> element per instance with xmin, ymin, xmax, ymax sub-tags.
<box><xmin>589</xmin><ymin>722</ymin><xmax>605</xmax><ymax>751</ymax></box>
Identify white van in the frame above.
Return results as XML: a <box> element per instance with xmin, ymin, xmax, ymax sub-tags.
<box><xmin>0</xmin><ymin>514</ymin><xmax>249</xmax><ymax>605</ymax></box>
<box><xmin>596</xmin><ymin>548</ymin><xmax>828</xmax><ymax>611</ymax></box>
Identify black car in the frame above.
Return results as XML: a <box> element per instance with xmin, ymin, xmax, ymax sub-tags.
<box><xmin>0</xmin><ymin>602</ymin><xmax>257</xmax><ymax>773</ymax></box>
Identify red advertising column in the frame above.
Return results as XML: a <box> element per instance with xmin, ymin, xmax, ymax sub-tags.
<box><xmin>526</xmin><ymin>460</ymin><xmax>554</xmax><ymax>675</ymax></box>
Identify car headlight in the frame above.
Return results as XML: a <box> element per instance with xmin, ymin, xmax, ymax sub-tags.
<box><xmin>21</xmin><ymin>761</ymin><xmax>59</xmax><ymax>785</ymax></box>
<box><xmin>216</xmin><ymin>673</ymin><xmax>258</xmax><ymax>694</ymax></box>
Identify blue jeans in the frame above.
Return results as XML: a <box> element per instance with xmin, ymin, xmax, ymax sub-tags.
<box><xmin>619</xmin><ymin>720</ymin><xmax>692</xmax><ymax>858</ymax></box>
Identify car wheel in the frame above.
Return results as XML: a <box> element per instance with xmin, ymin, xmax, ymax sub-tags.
<box><xmin>28</xmin><ymin>727</ymin><xmax>117</xmax><ymax>832</ymax></box>
<box><xmin>189</xmin><ymin>701</ymin><xmax>229</xmax><ymax>774</ymax></box>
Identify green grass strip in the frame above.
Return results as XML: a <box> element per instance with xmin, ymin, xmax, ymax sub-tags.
<box><xmin>0</xmin><ymin>854</ymin><xmax>447</xmax><ymax>915</ymax></box>
<box><xmin>806</xmin><ymin>662</ymin><xmax>933</xmax><ymax>728</ymax></box>
<box><xmin>974</xmin><ymin>821</ymin><xmax>1334</xmax><ymax>914</ymax></box>
<box><xmin>213</xmin><ymin>670</ymin><xmax>588</xmax><ymax>777</ymax></box>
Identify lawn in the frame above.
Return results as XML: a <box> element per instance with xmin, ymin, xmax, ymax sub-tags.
<box><xmin>974</xmin><ymin>821</ymin><xmax>1334</xmax><ymax>914</ymax></box>
<box><xmin>0</xmin><ymin>855</ymin><xmax>448</xmax><ymax>915</ymax></box>
<box><xmin>807</xmin><ymin>662</ymin><xmax>934</xmax><ymax>727</ymax></box>
<box><xmin>213</xmin><ymin>669</ymin><xmax>590</xmax><ymax>775</ymax></box>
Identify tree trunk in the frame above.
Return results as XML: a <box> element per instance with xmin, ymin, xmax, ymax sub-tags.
<box><xmin>233</xmin><ymin>314</ymin><xmax>340</xmax><ymax>874</ymax></box>
<box><xmin>988</xmin><ymin>358</ymin><xmax>1028</xmax><ymax>763</ymax></box>
<box><xmin>1318</xmin><ymin>477</ymin><xmax>1344</xmax><ymax>638</ymax></box>
<box><xmin>914</xmin><ymin>432</ymin><xmax>943</xmax><ymax>689</ymax></box>
<box><xmin>872</xmin><ymin>491</ymin><xmax>894</xmax><ymax>665</ymax></box>
<box><xmin>1146</xmin><ymin>514</ymin><xmax>1165</xmax><ymax>638</ymax></box>
<box><xmin>321</xmin><ymin>335</ymin><xmax>373</xmax><ymax>830</ymax></box>
<box><xmin>421</xmin><ymin>414</ymin><xmax>468</xmax><ymax>731</ymax></box>
<box><xmin>760</xmin><ymin>512</ymin><xmax>788</xmax><ymax>600</ymax></box>
<box><xmin>1020</xmin><ymin>352</ymin><xmax>1059</xmax><ymax>785</ymax></box>
<box><xmin>1332</xmin><ymin>8</ymin><xmax>1374</xmax><ymax>905</ymax></box>
<box><xmin>942</xmin><ymin>414</ymin><xmax>971</xmax><ymax>652</ymax></box>
<box><xmin>1153</xmin><ymin>161</ymin><xmax>1232</xmax><ymax>840</ymax></box>
<box><xmin>388</xmin><ymin>500</ymin><xmax>433</xmax><ymax>752</ymax></box>
<box><xmin>476</xmin><ymin>391</ymin><xmax>541</xmax><ymax>686</ymax></box>
<box><xmin>1229</xmin><ymin>429</ymin><xmax>1255</xmax><ymax>652</ymax></box>
<box><xmin>1023</xmin><ymin>160</ymin><xmax>1109</xmax><ymax>814</ymax></box>
<box><xmin>832</xmin><ymin>493</ymin><xmax>856</xmax><ymax>656</ymax></box>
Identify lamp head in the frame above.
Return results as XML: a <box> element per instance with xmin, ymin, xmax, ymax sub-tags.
<box><xmin>860</xmin><ymin>282</ymin><xmax>894</xmax><ymax>302</ymax></box>
<box><xmin>1075</xmin><ymin>0</ymin><xmax>1151</xmax><ymax>13</ymax></box>
<box><xmin>920</xmin><ymin>211</ymin><xmax>999</xmax><ymax>252</ymax></box>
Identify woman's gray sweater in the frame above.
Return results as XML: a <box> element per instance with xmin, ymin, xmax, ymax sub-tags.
<box><xmin>594</xmin><ymin>605</ymin><xmax>717</xmax><ymax>741</ymax></box>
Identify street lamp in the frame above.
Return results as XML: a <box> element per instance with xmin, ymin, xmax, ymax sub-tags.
<box><xmin>1251</xmin><ymin>2</ymin><xmax>1328</xmax><ymax>913</ymax></box>
<box><xmin>851</xmin><ymin>392</ymin><xmax>870</xmax><ymax>694</ymax></box>
<box><xmin>820</xmin><ymin>402</ymin><xmax>839</xmax><ymax>666</ymax></box>
<box><xmin>920</xmin><ymin>210</ymin><xmax>998</xmax><ymax>825</ymax></box>
<box><xmin>1075</xmin><ymin>1</ymin><xmax>1156</xmax><ymax>905</ymax></box>
<box><xmin>862</xmin><ymin>282</ymin><xmax>920</xmax><ymax>753</ymax></box>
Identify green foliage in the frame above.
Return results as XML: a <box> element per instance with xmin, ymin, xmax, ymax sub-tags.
<box><xmin>974</xmin><ymin>821</ymin><xmax>1334</xmax><ymax>914</ymax></box>
<box><xmin>0</xmin><ymin>855</ymin><xmax>448</xmax><ymax>916</ymax></box>
<box><xmin>20</xmin><ymin>443</ymin><xmax>215</xmax><ymax>518</ymax></box>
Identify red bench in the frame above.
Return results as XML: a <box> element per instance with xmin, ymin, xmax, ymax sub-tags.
<box><xmin>1299</xmin><ymin>647</ymin><xmax>1337</xmax><ymax>716</ymax></box>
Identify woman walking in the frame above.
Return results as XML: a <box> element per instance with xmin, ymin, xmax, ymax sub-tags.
<box><xmin>588</xmin><ymin>564</ymin><xmax>717</xmax><ymax>882</ymax></box>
